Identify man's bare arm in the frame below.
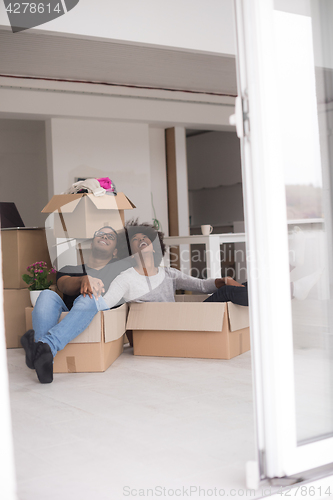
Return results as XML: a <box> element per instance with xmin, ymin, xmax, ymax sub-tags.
<box><xmin>57</xmin><ymin>275</ymin><xmax>84</xmax><ymax>295</ymax></box>
<box><xmin>57</xmin><ymin>275</ymin><xmax>105</xmax><ymax>298</ymax></box>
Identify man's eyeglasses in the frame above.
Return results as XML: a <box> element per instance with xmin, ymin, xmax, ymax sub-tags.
<box><xmin>94</xmin><ymin>231</ymin><xmax>116</xmax><ymax>241</ymax></box>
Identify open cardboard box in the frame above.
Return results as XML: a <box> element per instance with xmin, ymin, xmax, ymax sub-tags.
<box><xmin>42</xmin><ymin>192</ymin><xmax>135</xmax><ymax>239</ymax></box>
<box><xmin>1</xmin><ymin>228</ymin><xmax>52</xmax><ymax>289</ymax></box>
<box><xmin>127</xmin><ymin>295</ymin><xmax>250</xmax><ymax>360</ymax></box>
<box><xmin>25</xmin><ymin>304</ymin><xmax>127</xmax><ymax>373</ymax></box>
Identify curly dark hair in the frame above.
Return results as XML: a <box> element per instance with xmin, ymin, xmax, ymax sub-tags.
<box><xmin>125</xmin><ymin>219</ymin><xmax>166</xmax><ymax>267</ymax></box>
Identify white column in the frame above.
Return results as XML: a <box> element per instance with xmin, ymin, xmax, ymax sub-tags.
<box><xmin>173</xmin><ymin>127</ymin><xmax>191</xmax><ymax>275</ymax></box>
<box><xmin>173</xmin><ymin>127</ymin><xmax>190</xmax><ymax>237</ymax></box>
<box><xmin>205</xmin><ymin>236</ymin><xmax>222</xmax><ymax>279</ymax></box>
<box><xmin>45</xmin><ymin>119</ymin><xmax>55</xmax><ymax>201</ymax></box>
<box><xmin>149</xmin><ymin>128</ymin><xmax>169</xmax><ymax>236</ymax></box>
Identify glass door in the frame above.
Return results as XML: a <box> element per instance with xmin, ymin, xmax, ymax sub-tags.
<box><xmin>234</xmin><ymin>0</ymin><xmax>333</xmax><ymax>480</ymax></box>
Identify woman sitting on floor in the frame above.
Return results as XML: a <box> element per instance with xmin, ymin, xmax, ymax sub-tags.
<box><xmin>96</xmin><ymin>220</ymin><xmax>321</xmax><ymax>326</ymax></box>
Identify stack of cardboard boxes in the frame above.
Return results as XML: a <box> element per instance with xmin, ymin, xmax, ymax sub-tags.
<box><xmin>2</xmin><ymin>227</ymin><xmax>52</xmax><ymax>348</ymax></box>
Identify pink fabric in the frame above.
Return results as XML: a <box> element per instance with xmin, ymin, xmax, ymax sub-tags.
<box><xmin>97</xmin><ymin>177</ymin><xmax>112</xmax><ymax>190</ymax></box>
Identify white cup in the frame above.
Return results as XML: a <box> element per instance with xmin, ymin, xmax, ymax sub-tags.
<box><xmin>201</xmin><ymin>225</ymin><xmax>213</xmax><ymax>235</ymax></box>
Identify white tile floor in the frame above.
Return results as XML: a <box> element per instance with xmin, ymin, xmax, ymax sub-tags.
<box><xmin>7</xmin><ymin>346</ymin><xmax>257</xmax><ymax>500</ymax></box>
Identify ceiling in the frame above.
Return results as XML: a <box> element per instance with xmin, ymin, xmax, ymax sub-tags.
<box><xmin>0</xmin><ymin>29</ymin><xmax>238</xmax><ymax>96</ymax></box>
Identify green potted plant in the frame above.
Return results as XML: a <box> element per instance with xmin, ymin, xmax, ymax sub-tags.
<box><xmin>22</xmin><ymin>261</ymin><xmax>56</xmax><ymax>306</ymax></box>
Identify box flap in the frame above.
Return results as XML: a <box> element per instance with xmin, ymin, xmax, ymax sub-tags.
<box><xmin>25</xmin><ymin>308</ymin><xmax>104</xmax><ymax>343</ymax></box>
<box><xmin>1</xmin><ymin>226</ymin><xmax>44</xmax><ymax>231</ymax></box>
<box><xmin>227</xmin><ymin>302</ymin><xmax>250</xmax><ymax>332</ymax></box>
<box><xmin>103</xmin><ymin>303</ymin><xmax>128</xmax><ymax>342</ymax></box>
<box><xmin>87</xmin><ymin>193</ymin><xmax>136</xmax><ymax>210</ymax></box>
<box><xmin>127</xmin><ymin>302</ymin><xmax>225</xmax><ymax>332</ymax></box>
<box><xmin>42</xmin><ymin>192</ymin><xmax>135</xmax><ymax>214</ymax></box>
<box><xmin>42</xmin><ymin>195</ymin><xmax>83</xmax><ymax>214</ymax></box>
<box><xmin>123</xmin><ymin>194</ymin><xmax>136</xmax><ymax>209</ymax></box>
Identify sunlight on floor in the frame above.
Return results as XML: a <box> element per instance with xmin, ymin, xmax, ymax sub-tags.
<box><xmin>7</xmin><ymin>347</ymin><xmax>255</xmax><ymax>500</ymax></box>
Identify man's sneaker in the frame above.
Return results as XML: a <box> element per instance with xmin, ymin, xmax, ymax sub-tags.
<box><xmin>34</xmin><ymin>342</ymin><xmax>53</xmax><ymax>384</ymax></box>
<box><xmin>20</xmin><ymin>330</ymin><xmax>36</xmax><ymax>369</ymax></box>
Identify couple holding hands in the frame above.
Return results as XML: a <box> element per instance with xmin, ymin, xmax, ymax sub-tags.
<box><xmin>21</xmin><ymin>220</ymin><xmax>249</xmax><ymax>384</ymax></box>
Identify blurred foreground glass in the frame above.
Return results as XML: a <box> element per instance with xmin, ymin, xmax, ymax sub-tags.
<box><xmin>274</xmin><ymin>0</ymin><xmax>333</xmax><ymax>444</ymax></box>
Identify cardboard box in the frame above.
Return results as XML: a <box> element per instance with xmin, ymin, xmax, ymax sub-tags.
<box><xmin>1</xmin><ymin>228</ymin><xmax>52</xmax><ymax>289</ymax></box>
<box><xmin>3</xmin><ymin>289</ymin><xmax>31</xmax><ymax>348</ymax></box>
<box><xmin>127</xmin><ymin>295</ymin><xmax>250</xmax><ymax>360</ymax></box>
<box><xmin>42</xmin><ymin>193</ymin><xmax>135</xmax><ymax>239</ymax></box>
<box><xmin>25</xmin><ymin>304</ymin><xmax>127</xmax><ymax>373</ymax></box>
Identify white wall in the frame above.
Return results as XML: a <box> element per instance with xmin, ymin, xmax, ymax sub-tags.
<box><xmin>0</xmin><ymin>119</ymin><xmax>49</xmax><ymax>227</ymax></box>
<box><xmin>0</xmin><ymin>0</ymin><xmax>236</xmax><ymax>55</ymax></box>
<box><xmin>186</xmin><ymin>131</ymin><xmax>243</xmax><ymax>227</ymax></box>
<box><xmin>47</xmin><ymin>118</ymin><xmax>156</xmax><ymax>224</ymax></box>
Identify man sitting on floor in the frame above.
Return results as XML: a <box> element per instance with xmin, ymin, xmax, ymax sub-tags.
<box><xmin>21</xmin><ymin>226</ymin><xmax>130</xmax><ymax>384</ymax></box>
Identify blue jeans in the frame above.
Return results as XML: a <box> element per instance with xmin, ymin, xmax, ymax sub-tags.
<box><xmin>32</xmin><ymin>290</ymin><xmax>109</xmax><ymax>358</ymax></box>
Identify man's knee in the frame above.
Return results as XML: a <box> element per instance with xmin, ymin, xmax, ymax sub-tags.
<box><xmin>32</xmin><ymin>290</ymin><xmax>64</xmax><ymax>326</ymax></box>
<box><xmin>34</xmin><ymin>289</ymin><xmax>61</xmax><ymax>309</ymax></box>
<box><xmin>219</xmin><ymin>285</ymin><xmax>245</xmax><ymax>303</ymax></box>
<box><xmin>72</xmin><ymin>294</ymin><xmax>99</xmax><ymax>311</ymax></box>
<box><xmin>227</xmin><ymin>285</ymin><xmax>248</xmax><ymax>306</ymax></box>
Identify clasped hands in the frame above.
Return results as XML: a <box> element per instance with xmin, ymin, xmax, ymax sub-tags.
<box><xmin>80</xmin><ymin>275</ymin><xmax>105</xmax><ymax>299</ymax></box>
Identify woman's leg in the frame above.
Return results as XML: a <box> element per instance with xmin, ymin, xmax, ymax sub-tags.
<box><xmin>204</xmin><ymin>283</ymin><xmax>248</xmax><ymax>306</ymax></box>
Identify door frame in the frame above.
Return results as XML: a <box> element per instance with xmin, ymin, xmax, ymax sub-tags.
<box><xmin>234</xmin><ymin>0</ymin><xmax>333</xmax><ymax>480</ymax></box>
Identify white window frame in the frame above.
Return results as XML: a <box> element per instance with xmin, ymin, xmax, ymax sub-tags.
<box><xmin>0</xmin><ymin>231</ymin><xmax>18</xmax><ymax>499</ymax></box>
<box><xmin>234</xmin><ymin>0</ymin><xmax>333</xmax><ymax>479</ymax></box>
